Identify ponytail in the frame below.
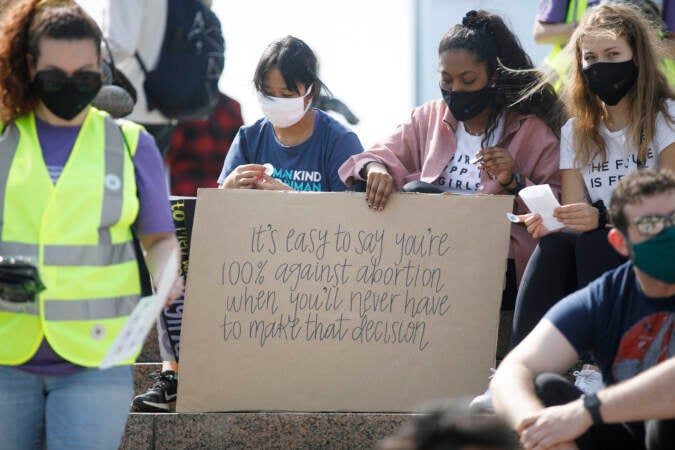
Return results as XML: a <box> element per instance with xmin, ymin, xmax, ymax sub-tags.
<box><xmin>439</xmin><ymin>10</ymin><xmax>563</xmax><ymax>143</ymax></box>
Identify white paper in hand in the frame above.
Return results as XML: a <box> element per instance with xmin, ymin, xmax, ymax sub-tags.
<box><xmin>99</xmin><ymin>249</ymin><xmax>179</xmax><ymax>369</ymax></box>
<box><xmin>518</xmin><ymin>184</ymin><xmax>565</xmax><ymax>232</ymax></box>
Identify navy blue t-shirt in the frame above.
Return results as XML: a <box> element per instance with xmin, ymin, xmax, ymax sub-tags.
<box><xmin>546</xmin><ymin>262</ymin><xmax>675</xmax><ymax>386</ymax></box>
<box><xmin>217</xmin><ymin>109</ymin><xmax>363</xmax><ymax>191</ymax></box>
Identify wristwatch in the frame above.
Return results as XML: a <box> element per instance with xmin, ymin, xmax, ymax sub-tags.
<box><xmin>582</xmin><ymin>393</ymin><xmax>603</xmax><ymax>426</ymax></box>
<box><xmin>504</xmin><ymin>173</ymin><xmax>524</xmax><ymax>195</ymax></box>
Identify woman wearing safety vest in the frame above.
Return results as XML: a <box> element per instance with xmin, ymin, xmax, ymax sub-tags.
<box><xmin>0</xmin><ymin>1</ymin><xmax>181</xmax><ymax>448</ymax></box>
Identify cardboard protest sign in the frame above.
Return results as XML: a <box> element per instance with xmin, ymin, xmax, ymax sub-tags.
<box><xmin>177</xmin><ymin>190</ymin><xmax>512</xmax><ymax>413</ymax></box>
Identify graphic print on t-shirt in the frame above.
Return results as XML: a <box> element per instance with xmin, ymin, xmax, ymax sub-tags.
<box><xmin>612</xmin><ymin>312</ymin><xmax>674</xmax><ymax>382</ymax></box>
<box><xmin>434</xmin><ymin>117</ymin><xmax>504</xmax><ymax>194</ymax></box>
<box><xmin>270</xmin><ymin>167</ymin><xmax>323</xmax><ymax>191</ymax></box>
<box><xmin>560</xmin><ymin>100</ymin><xmax>675</xmax><ymax>206</ymax></box>
<box><xmin>586</xmin><ymin>147</ymin><xmax>656</xmax><ymax>191</ymax></box>
<box><xmin>434</xmin><ymin>151</ymin><xmax>482</xmax><ymax>192</ymax></box>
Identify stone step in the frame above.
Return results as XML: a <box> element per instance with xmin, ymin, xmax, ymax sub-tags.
<box><xmin>122</xmin><ymin>312</ymin><xmax>514</xmax><ymax>448</ymax></box>
<box><xmin>121</xmin><ymin>412</ymin><xmax>410</xmax><ymax>449</ymax></box>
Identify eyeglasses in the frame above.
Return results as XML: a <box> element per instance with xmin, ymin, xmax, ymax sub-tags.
<box><xmin>631</xmin><ymin>209</ymin><xmax>675</xmax><ymax>237</ymax></box>
<box><xmin>34</xmin><ymin>69</ymin><xmax>102</xmax><ymax>94</ymax></box>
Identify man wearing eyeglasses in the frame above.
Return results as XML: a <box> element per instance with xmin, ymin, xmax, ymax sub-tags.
<box><xmin>491</xmin><ymin>169</ymin><xmax>675</xmax><ymax>450</ymax></box>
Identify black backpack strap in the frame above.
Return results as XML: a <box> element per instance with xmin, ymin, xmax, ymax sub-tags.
<box><xmin>134</xmin><ymin>51</ymin><xmax>150</xmax><ymax>76</ymax></box>
<box><xmin>114</xmin><ymin>119</ymin><xmax>154</xmax><ymax>297</ymax></box>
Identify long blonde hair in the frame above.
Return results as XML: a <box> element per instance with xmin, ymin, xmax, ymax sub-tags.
<box><xmin>562</xmin><ymin>3</ymin><xmax>674</xmax><ymax>168</ymax></box>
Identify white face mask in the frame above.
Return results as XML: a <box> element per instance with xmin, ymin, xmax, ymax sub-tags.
<box><xmin>257</xmin><ymin>84</ymin><xmax>313</xmax><ymax>128</ymax></box>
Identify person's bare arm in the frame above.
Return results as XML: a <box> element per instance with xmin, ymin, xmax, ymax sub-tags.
<box><xmin>560</xmin><ymin>169</ymin><xmax>587</xmax><ymax>204</ymax></box>
<box><xmin>598</xmin><ymin>356</ymin><xmax>675</xmax><ymax>423</ymax></box>
<box><xmin>518</xmin><ymin>357</ymin><xmax>675</xmax><ymax>449</ymax></box>
<box><xmin>554</xmin><ymin>168</ymin><xmax>599</xmax><ymax>231</ymax></box>
<box><xmin>139</xmin><ymin>232</ymin><xmax>182</xmax><ymax>303</ymax></box>
<box><xmin>659</xmin><ymin>142</ymin><xmax>675</xmax><ymax>173</ymax></box>
<box><xmin>491</xmin><ymin>320</ymin><xmax>579</xmax><ymax>428</ymax></box>
<box><xmin>533</xmin><ymin>21</ymin><xmax>577</xmax><ymax>46</ymax></box>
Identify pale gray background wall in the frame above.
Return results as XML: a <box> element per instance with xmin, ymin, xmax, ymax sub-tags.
<box><xmin>78</xmin><ymin>0</ymin><xmax>549</xmax><ymax>147</ymax></box>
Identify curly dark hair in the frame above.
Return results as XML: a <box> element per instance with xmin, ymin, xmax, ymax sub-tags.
<box><xmin>438</xmin><ymin>10</ymin><xmax>564</xmax><ymax>147</ymax></box>
<box><xmin>0</xmin><ymin>0</ymin><xmax>101</xmax><ymax>122</ymax></box>
<box><xmin>609</xmin><ymin>169</ymin><xmax>675</xmax><ymax>235</ymax></box>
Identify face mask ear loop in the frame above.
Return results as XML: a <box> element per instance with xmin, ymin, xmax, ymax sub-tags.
<box><xmin>303</xmin><ymin>84</ymin><xmax>314</xmax><ymax>113</ymax></box>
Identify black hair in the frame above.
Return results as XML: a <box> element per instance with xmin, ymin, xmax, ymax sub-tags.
<box><xmin>438</xmin><ymin>10</ymin><xmax>563</xmax><ymax>146</ymax></box>
<box><xmin>253</xmin><ymin>35</ymin><xmax>326</xmax><ymax>104</ymax></box>
<box><xmin>376</xmin><ymin>399</ymin><xmax>519</xmax><ymax>450</ymax></box>
<box><xmin>27</xmin><ymin>1</ymin><xmax>102</xmax><ymax>60</ymax></box>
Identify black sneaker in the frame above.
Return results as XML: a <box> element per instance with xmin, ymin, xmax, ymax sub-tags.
<box><xmin>131</xmin><ymin>370</ymin><xmax>178</xmax><ymax>412</ymax></box>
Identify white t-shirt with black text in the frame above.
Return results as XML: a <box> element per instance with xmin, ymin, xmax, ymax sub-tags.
<box><xmin>434</xmin><ymin>116</ymin><xmax>504</xmax><ymax>194</ymax></box>
<box><xmin>560</xmin><ymin>99</ymin><xmax>675</xmax><ymax>206</ymax></box>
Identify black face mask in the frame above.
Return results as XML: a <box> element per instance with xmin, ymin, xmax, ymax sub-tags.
<box><xmin>582</xmin><ymin>60</ymin><xmax>638</xmax><ymax>106</ymax></box>
<box><xmin>32</xmin><ymin>69</ymin><xmax>102</xmax><ymax>120</ymax></box>
<box><xmin>440</xmin><ymin>85</ymin><xmax>492</xmax><ymax>121</ymax></box>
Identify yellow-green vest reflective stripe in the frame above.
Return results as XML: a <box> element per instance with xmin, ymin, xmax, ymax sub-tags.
<box><xmin>0</xmin><ymin>107</ymin><xmax>143</xmax><ymax>367</ymax></box>
<box><xmin>564</xmin><ymin>0</ymin><xmax>587</xmax><ymax>23</ymax></box>
<box><xmin>661</xmin><ymin>58</ymin><xmax>675</xmax><ymax>86</ymax></box>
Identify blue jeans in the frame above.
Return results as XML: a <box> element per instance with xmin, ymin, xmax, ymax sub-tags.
<box><xmin>0</xmin><ymin>365</ymin><xmax>133</xmax><ymax>450</ymax></box>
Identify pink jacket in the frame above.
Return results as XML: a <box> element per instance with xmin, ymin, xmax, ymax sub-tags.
<box><xmin>339</xmin><ymin>99</ymin><xmax>561</xmax><ymax>284</ymax></box>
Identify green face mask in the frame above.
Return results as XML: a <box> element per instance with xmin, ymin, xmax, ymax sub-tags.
<box><xmin>629</xmin><ymin>227</ymin><xmax>675</xmax><ymax>283</ymax></box>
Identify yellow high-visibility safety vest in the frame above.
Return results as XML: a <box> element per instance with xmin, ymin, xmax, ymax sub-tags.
<box><xmin>661</xmin><ymin>58</ymin><xmax>675</xmax><ymax>86</ymax></box>
<box><xmin>0</xmin><ymin>107</ymin><xmax>143</xmax><ymax>367</ymax></box>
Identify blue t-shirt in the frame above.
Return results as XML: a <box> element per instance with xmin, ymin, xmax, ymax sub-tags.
<box><xmin>546</xmin><ymin>262</ymin><xmax>675</xmax><ymax>386</ymax></box>
<box><xmin>217</xmin><ymin>109</ymin><xmax>363</xmax><ymax>191</ymax></box>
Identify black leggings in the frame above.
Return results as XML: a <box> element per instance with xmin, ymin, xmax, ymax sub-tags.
<box><xmin>511</xmin><ymin>229</ymin><xmax>626</xmax><ymax>347</ymax></box>
<box><xmin>535</xmin><ymin>373</ymin><xmax>675</xmax><ymax>450</ymax></box>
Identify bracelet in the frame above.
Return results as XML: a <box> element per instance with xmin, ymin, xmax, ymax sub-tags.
<box><xmin>498</xmin><ymin>172</ymin><xmax>515</xmax><ymax>188</ymax></box>
<box><xmin>507</xmin><ymin>173</ymin><xmax>525</xmax><ymax>195</ymax></box>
